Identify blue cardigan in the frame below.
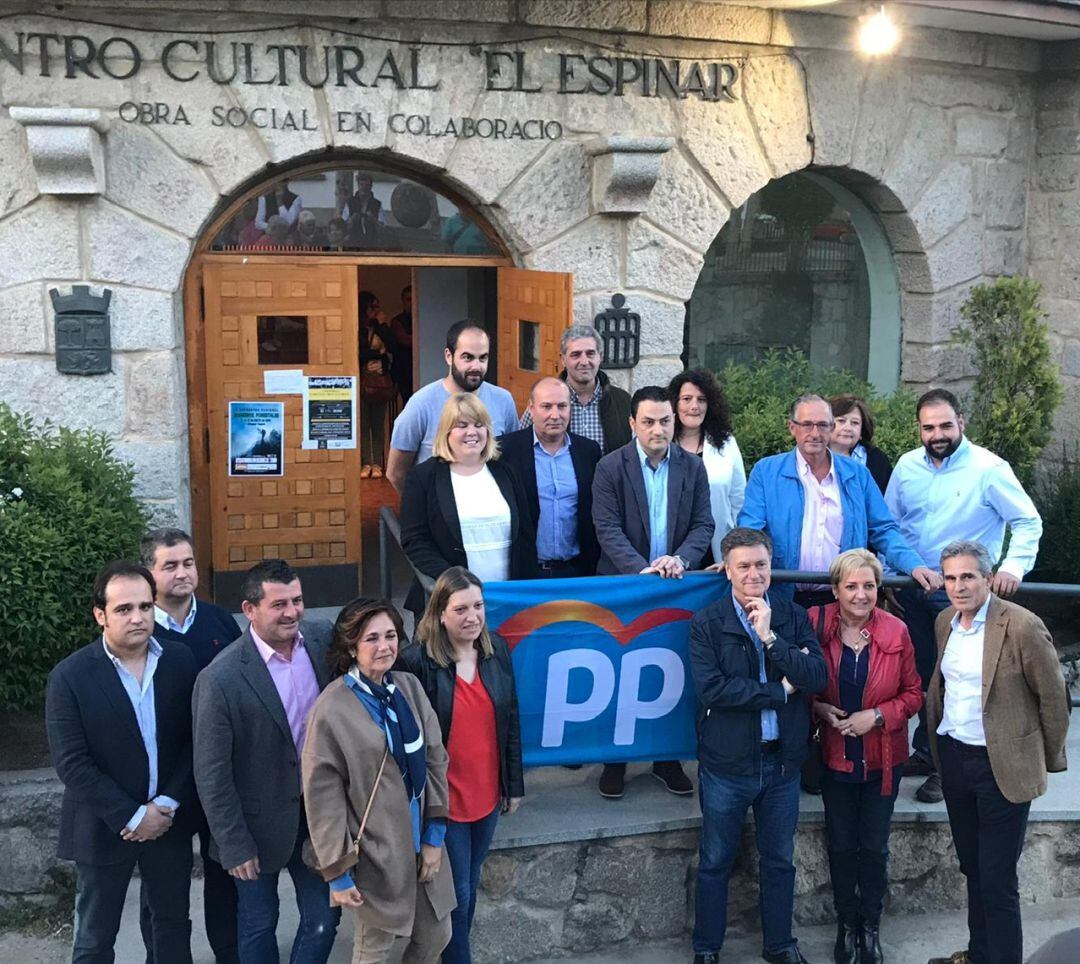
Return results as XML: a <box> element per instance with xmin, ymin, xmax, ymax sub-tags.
<box><xmin>737</xmin><ymin>449</ymin><xmax>925</xmax><ymax>596</ymax></box>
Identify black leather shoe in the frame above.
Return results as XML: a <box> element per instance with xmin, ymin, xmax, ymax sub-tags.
<box><xmin>763</xmin><ymin>946</ymin><xmax>809</xmax><ymax>964</ymax></box>
<box><xmin>693</xmin><ymin>955</ymin><xmax>720</xmax><ymax>964</ymax></box>
<box><xmin>834</xmin><ymin>922</ymin><xmax>858</xmax><ymax>964</ymax></box>
<box><xmin>860</xmin><ymin>925</ymin><xmax>883</xmax><ymax>964</ymax></box>
<box><xmin>599</xmin><ymin>764</ymin><xmax>626</xmax><ymax>799</ymax></box>
<box><xmin>902</xmin><ymin>755</ymin><xmax>935</xmax><ymax>777</ymax></box>
<box><xmin>916</xmin><ymin>772</ymin><xmax>943</xmax><ymax>803</ymax></box>
<box><xmin>653</xmin><ymin>760</ymin><xmax>694</xmax><ymax>795</ymax></box>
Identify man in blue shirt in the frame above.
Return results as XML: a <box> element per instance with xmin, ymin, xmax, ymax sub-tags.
<box><xmin>46</xmin><ymin>561</ymin><xmax>199</xmax><ymax>964</ymax></box>
<box><xmin>884</xmin><ymin>388</ymin><xmax>1043</xmax><ymax>803</ymax></box>
<box><xmin>498</xmin><ymin>377</ymin><xmax>602</xmax><ymax>578</ymax></box>
<box><xmin>141</xmin><ymin>528</ymin><xmax>242</xmax><ymax>964</ymax></box>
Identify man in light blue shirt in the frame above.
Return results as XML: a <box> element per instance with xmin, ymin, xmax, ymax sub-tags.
<box><xmin>884</xmin><ymin>388</ymin><xmax>1042</xmax><ymax>802</ymax></box>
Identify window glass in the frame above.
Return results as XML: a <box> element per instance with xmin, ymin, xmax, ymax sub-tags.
<box><xmin>257</xmin><ymin>316</ymin><xmax>308</xmax><ymax>365</ymax></box>
<box><xmin>211</xmin><ymin>168</ymin><xmax>498</xmax><ymax>256</ymax></box>
<box><xmin>518</xmin><ymin>320</ymin><xmax>540</xmax><ymax>372</ymax></box>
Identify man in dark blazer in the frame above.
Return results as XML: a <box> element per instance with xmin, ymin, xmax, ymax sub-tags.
<box><xmin>590</xmin><ymin>385</ymin><xmax>715</xmax><ymax>799</ymax></box>
<box><xmin>926</xmin><ymin>540</ymin><xmax>1069</xmax><ymax>964</ymax></box>
<box><xmin>46</xmin><ymin>560</ymin><xmax>199</xmax><ymax>964</ymax></box>
<box><xmin>499</xmin><ymin>376</ymin><xmax>602</xmax><ymax>578</ymax></box>
<box><xmin>193</xmin><ymin>559</ymin><xmax>339</xmax><ymax>964</ymax></box>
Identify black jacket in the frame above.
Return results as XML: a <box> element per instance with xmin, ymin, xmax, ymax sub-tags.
<box><xmin>863</xmin><ymin>443</ymin><xmax>893</xmax><ymax>495</ymax></box>
<box><xmin>46</xmin><ymin>637</ymin><xmax>199</xmax><ymax>865</ymax></box>
<box><xmin>400</xmin><ymin>457</ymin><xmax>539</xmax><ymax>592</ymax></box>
<box><xmin>689</xmin><ymin>592</ymin><xmax>827</xmax><ymax>777</ymax></box>
<box><xmin>557</xmin><ymin>369</ymin><xmax>631</xmax><ymax>454</ymax></box>
<box><xmin>497</xmin><ymin>427</ymin><xmax>602</xmax><ymax>574</ymax></box>
<box><xmin>395</xmin><ymin>633</ymin><xmax>524</xmax><ymax>800</ymax></box>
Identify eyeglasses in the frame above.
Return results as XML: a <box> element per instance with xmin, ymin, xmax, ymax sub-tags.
<box><xmin>790</xmin><ymin>420</ymin><xmax>833</xmax><ymax>432</ymax></box>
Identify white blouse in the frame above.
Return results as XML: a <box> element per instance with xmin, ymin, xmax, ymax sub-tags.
<box><xmin>701</xmin><ymin>434</ymin><xmax>747</xmax><ymax>560</ymax></box>
<box><xmin>450</xmin><ymin>466</ymin><xmax>512</xmax><ymax>583</ymax></box>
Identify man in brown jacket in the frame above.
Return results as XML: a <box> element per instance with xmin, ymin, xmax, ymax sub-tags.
<box><xmin>926</xmin><ymin>540</ymin><xmax>1069</xmax><ymax>964</ymax></box>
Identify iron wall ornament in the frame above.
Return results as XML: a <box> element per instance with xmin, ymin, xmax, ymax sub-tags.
<box><xmin>50</xmin><ymin>285</ymin><xmax>113</xmax><ymax>375</ymax></box>
<box><xmin>594</xmin><ymin>293</ymin><xmax>640</xmax><ymax>369</ymax></box>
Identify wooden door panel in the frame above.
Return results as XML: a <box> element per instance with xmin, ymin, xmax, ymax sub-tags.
<box><xmin>496</xmin><ymin>267</ymin><xmax>573</xmax><ymax>414</ymax></box>
<box><xmin>204</xmin><ymin>262</ymin><xmax>360</xmax><ymax>588</ymax></box>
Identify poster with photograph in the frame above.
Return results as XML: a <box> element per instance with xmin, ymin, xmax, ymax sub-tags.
<box><xmin>303</xmin><ymin>375</ymin><xmax>357</xmax><ymax>450</ymax></box>
<box><xmin>228</xmin><ymin>401</ymin><xmax>285</xmax><ymax>476</ymax></box>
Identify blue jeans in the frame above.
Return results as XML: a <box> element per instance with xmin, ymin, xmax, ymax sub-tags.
<box><xmin>234</xmin><ymin>831</ymin><xmax>340</xmax><ymax>964</ymax></box>
<box><xmin>442</xmin><ymin>806</ymin><xmax>500</xmax><ymax>964</ymax></box>
<box><xmin>693</xmin><ymin>753</ymin><xmax>800</xmax><ymax>956</ymax></box>
<box><xmin>896</xmin><ymin>587</ymin><xmax>950</xmax><ymax>759</ymax></box>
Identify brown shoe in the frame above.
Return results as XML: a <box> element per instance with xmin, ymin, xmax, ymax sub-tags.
<box><xmin>927</xmin><ymin>953</ymin><xmax>969</xmax><ymax>964</ymax></box>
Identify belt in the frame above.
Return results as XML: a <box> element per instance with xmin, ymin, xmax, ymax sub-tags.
<box><xmin>942</xmin><ymin>734</ymin><xmax>988</xmax><ymax>755</ymax></box>
<box><xmin>761</xmin><ymin>740</ymin><xmax>781</xmax><ymax>754</ymax></box>
<box><xmin>538</xmin><ymin>556</ymin><xmax>580</xmax><ymax>571</ymax></box>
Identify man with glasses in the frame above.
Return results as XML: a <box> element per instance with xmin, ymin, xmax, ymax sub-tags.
<box><xmin>738</xmin><ymin>394</ymin><xmax>939</xmax><ymax>610</ymax></box>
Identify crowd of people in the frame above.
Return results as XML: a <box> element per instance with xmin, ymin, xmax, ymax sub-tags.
<box><xmin>45</xmin><ymin>316</ymin><xmax>1070</xmax><ymax>964</ymax></box>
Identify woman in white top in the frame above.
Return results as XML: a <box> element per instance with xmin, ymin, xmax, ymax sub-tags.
<box><xmin>400</xmin><ymin>392</ymin><xmax>537</xmax><ymax>614</ymax></box>
<box><xmin>667</xmin><ymin>369</ymin><xmax>746</xmax><ymax>567</ymax></box>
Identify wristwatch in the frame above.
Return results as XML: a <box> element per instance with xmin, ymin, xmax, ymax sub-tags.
<box><xmin>873</xmin><ymin>708</ymin><xmax>885</xmax><ymax>728</ymax></box>
<box><xmin>763</xmin><ymin>631</ymin><xmax>778</xmax><ymax>647</ymax></box>
<box><xmin>675</xmin><ymin>554</ymin><xmax>690</xmax><ymax>570</ymax></box>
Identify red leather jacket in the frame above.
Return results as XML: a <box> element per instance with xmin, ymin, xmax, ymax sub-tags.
<box><xmin>810</xmin><ymin>604</ymin><xmax>923</xmax><ymax>796</ymax></box>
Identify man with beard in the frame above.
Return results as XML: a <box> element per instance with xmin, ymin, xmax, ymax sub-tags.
<box><xmin>386</xmin><ymin>319</ymin><xmax>519</xmax><ymax>492</ymax></box>
<box><xmin>499</xmin><ymin>377</ymin><xmax>602</xmax><ymax>578</ymax></box>
<box><xmin>885</xmin><ymin>389</ymin><xmax>1042</xmax><ymax>804</ymax></box>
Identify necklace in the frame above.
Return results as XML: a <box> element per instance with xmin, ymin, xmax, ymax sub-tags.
<box><xmin>840</xmin><ymin>622</ymin><xmax>870</xmax><ymax>653</ymax></box>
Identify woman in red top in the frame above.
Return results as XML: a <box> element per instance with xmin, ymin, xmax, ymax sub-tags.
<box><xmin>810</xmin><ymin>549</ymin><xmax>922</xmax><ymax>964</ymax></box>
<box><xmin>395</xmin><ymin>567</ymin><xmax>524</xmax><ymax>964</ymax></box>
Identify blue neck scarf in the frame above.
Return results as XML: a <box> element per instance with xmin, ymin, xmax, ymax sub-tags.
<box><xmin>348</xmin><ymin>667</ymin><xmax>427</xmax><ymax>803</ymax></box>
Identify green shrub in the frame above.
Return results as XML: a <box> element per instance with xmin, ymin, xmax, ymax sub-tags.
<box><xmin>953</xmin><ymin>277</ymin><xmax>1063</xmax><ymax>484</ymax></box>
<box><xmin>1031</xmin><ymin>447</ymin><xmax>1080</xmax><ymax>584</ymax></box>
<box><xmin>0</xmin><ymin>403</ymin><xmax>150</xmax><ymax>710</ymax></box>
<box><xmin>719</xmin><ymin>349</ymin><xmax>919</xmax><ymax>468</ymax></box>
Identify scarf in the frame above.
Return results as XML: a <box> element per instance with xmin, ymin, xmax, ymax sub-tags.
<box><xmin>347</xmin><ymin>666</ymin><xmax>427</xmax><ymax>803</ymax></box>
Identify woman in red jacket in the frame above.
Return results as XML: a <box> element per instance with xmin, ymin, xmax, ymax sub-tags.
<box><xmin>810</xmin><ymin>548</ymin><xmax>922</xmax><ymax>964</ymax></box>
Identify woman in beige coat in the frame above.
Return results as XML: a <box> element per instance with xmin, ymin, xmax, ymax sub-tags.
<box><xmin>302</xmin><ymin>598</ymin><xmax>456</xmax><ymax>964</ymax></box>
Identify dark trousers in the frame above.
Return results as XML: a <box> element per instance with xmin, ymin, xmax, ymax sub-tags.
<box><xmin>442</xmin><ymin>805</ymin><xmax>501</xmax><ymax>964</ymax></box>
<box><xmin>141</xmin><ymin>827</ymin><xmax>238</xmax><ymax>964</ymax></box>
<box><xmin>821</xmin><ymin>770</ymin><xmax>901</xmax><ymax>926</ymax></box>
<box><xmin>73</xmin><ymin>830</ymin><xmax>193</xmax><ymax>964</ymax></box>
<box><xmin>233</xmin><ymin>820</ymin><xmax>340</xmax><ymax>964</ymax></box>
<box><xmin>939</xmin><ymin>735</ymin><xmax>1030</xmax><ymax>964</ymax></box>
<box><xmin>536</xmin><ymin>556</ymin><xmax>588</xmax><ymax>579</ymax></box>
<box><xmin>693</xmin><ymin>753</ymin><xmax>800</xmax><ymax>956</ymax></box>
<box><xmin>896</xmin><ymin>586</ymin><xmax>950</xmax><ymax>760</ymax></box>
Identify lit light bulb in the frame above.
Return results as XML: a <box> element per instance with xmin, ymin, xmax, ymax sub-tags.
<box><xmin>858</xmin><ymin>6</ymin><xmax>900</xmax><ymax>56</ymax></box>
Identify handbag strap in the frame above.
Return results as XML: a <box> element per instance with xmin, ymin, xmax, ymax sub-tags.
<box><xmin>353</xmin><ymin>747</ymin><xmax>389</xmax><ymax>855</ymax></box>
<box><xmin>815</xmin><ymin>604</ymin><xmax>826</xmax><ymax>640</ymax></box>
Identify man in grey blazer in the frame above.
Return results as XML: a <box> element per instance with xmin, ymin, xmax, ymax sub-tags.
<box><xmin>193</xmin><ymin>559</ymin><xmax>339</xmax><ymax>964</ymax></box>
<box><xmin>591</xmin><ymin>385</ymin><xmax>715</xmax><ymax>799</ymax></box>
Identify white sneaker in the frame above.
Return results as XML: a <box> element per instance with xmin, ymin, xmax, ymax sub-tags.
<box><xmin>360</xmin><ymin>464</ymin><xmax>372</xmax><ymax>478</ymax></box>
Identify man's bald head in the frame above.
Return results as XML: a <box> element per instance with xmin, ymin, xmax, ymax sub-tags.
<box><xmin>529</xmin><ymin>376</ymin><xmax>571</xmax><ymax>405</ymax></box>
<box><xmin>529</xmin><ymin>377</ymin><xmax>571</xmax><ymax>447</ymax></box>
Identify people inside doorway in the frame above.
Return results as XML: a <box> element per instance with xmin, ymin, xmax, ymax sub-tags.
<box><xmin>255</xmin><ymin>181</ymin><xmax>302</xmax><ymax>232</ymax></box>
<box><xmin>359</xmin><ymin>290</ymin><xmax>395</xmax><ymax>479</ymax></box>
<box><xmin>324</xmin><ymin>217</ymin><xmax>348</xmax><ymax>250</ymax></box>
<box><xmin>250</xmin><ymin>215</ymin><xmax>292</xmax><ymax>249</ymax></box>
<box><xmin>389</xmin><ymin>284</ymin><xmax>414</xmax><ymax>402</ymax></box>
<box><xmin>293</xmin><ymin>210</ymin><xmax>321</xmax><ymax>248</ymax></box>
<box><xmin>386</xmin><ymin>319</ymin><xmax>519</xmax><ymax>493</ymax></box>
<box><xmin>397</xmin><ymin>567</ymin><xmax>524</xmax><ymax>964</ymax></box>
<box><xmin>828</xmin><ymin>394</ymin><xmax>893</xmax><ymax>494</ymax></box>
<box><xmin>520</xmin><ymin>324</ymin><xmax>631</xmax><ymax>455</ymax></box>
<box><xmin>668</xmin><ymin>368</ymin><xmax>745</xmax><ymax>569</ymax></box>
<box><xmin>343</xmin><ymin>172</ymin><xmax>382</xmax><ymax>246</ymax></box>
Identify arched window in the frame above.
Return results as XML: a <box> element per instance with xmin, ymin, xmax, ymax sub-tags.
<box><xmin>209</xmin><ymin>164</ymin><xmax>501</xmax><ymax>256</ymax></box>
<box><xmin>685</xmin><ymin>171</ymin><xmax>901</xmax><ymax>391</ymax></box>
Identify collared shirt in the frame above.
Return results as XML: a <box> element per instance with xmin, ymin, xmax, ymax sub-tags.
<box><xmin>732</xmin><ymin>592</ymin><xmax>780</xmax><ymax>741</ymax></box>
<box><xmin>533</xmin><ymin>432</ymin><xmax>580</xmax><ymax>563</ymax></box>
<box><xmin>251</xmin><ymin>628</ymin><xmax>321</xmax><ymax>753</ymax></box>
<box><xmin>938</xmin><ymin>594</ymin><xmax>992</xmax><ymax>746</ymax></box>
<box><xmin>154</xmin><ymin>596</ymin><xmax>197</xmax><ymax>635</ymax></box>
<box><xmin>885</xmin><ymin>436</ymin><xmax>1042</xmax><ymax>578</ymax></box>
<box><xmin>850</xmin><ymin>443</ymin><xmax>868</xmax><ymax>467</ymax></box>
<box><xmin>795</xmin><ymin>449</ymin><xmax>843</xmax><ymax>586</ymax></box>
<box><xmin>636</xmin><ymin>440</ymin><xmax>670</xmax><ymax>564</ymax></box>
<box><xmin>102</xmin><ymin>637</ymin><xmax>180</xmax><ymax>832</ymax></box>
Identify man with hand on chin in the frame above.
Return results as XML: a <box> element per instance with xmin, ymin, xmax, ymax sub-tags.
<box><xmin>688</xmin><ymin>528</ymin><xmax>826</xmax><ymax>964</ymax></box>
<box><xmin>193</xmin><ymin>560</ymin><xmax>338</xmax><ymax>964</ymax></box>
<box><xmin>47</xmin><ymin>560</ymin><xmax>199</xmax><ymax>964</ymax></box>
<box><xmin>591</xmin><ymin>385</ymin><xmax>714</xmax><ymax>798</ymax></box>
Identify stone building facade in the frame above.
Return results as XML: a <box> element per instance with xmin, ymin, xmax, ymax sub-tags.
<box><xmin>0</xmin><ymin>0</ymin><xmax>1076</xmax><ymax>533</ymax></box>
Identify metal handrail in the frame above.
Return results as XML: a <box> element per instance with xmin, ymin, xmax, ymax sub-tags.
<box><xmin>379</xmin><ymin>505</ymin><xmax>434</xmax><ymax>602</ymax></box>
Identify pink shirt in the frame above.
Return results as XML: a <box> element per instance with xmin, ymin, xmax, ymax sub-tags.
<box><xmin>796</xmin><ymin>449</ymin><xmax>843</xmax><ymax>586</ymax></box>
<box><xmin>251</xmin><ymin>628</ymin><xmax>321</xmax><ymax>752</ymax></box>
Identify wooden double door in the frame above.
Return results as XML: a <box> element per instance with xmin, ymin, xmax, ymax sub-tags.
<box><xmin>194</xmin><ymin>257</ymin><xmax>572</xmax><ymax>607</ymax></box>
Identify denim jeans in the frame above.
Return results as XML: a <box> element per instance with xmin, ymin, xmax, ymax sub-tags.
<box><xmin>442</xmin><ymin>806</ymin><xmax>500</xmax><ymax>964</ymax></box>
<box><xmin>234</xmin><ymin>831</ymin><xmax>340</xmax><ymax>964</ymax></box>
<box><xmin>821</xmin><ymin>770</ymin><xmax>901</xmax><ymax>926</ymax></box>
<box><xmin>896</xmin><ymin>586</ymin><xmax>950</xmax><ymax>759</ymax></box>
<box><xmin>693</xmin><ymin>753</ymin><xmax>800</xmax><ymax>956</ymax></box>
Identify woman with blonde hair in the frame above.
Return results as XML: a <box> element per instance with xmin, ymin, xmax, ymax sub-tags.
<box><xmin>400</xmin><ymin>394</ymin><xmax>537</xmax><ymax>616</ymax></box>
<box><xmin>396</xmin><ymin>566</ymin><xmax>523</xmax><ymax>964</ymax></box>
<box><xmin>302</xmin><ymin>597</ymin><xmax>455</xmax><ymax>963</ymax></box>
<box><xmin>809</xmin><ymin>549</ymin><xmax>922</xmax><ymax>964</ymax></box>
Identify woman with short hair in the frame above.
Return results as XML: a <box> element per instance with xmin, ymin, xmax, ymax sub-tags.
<box><xmin>810</xmin><ymin>549</ymin><xmax>922</xmax><ymax>964</ymax></box>
<box><xmin>302</xmin><ymin>597</ymin><xmax>455</xmax><ymax>964</ymax></box>
<box><xmin>396</xmin><ymin>566</ymin><xmax>523</xmax><ymax>964</ymax></box>
<box><xmin>828</xmin><ymin>394</ymin><xmax>892</xmax><ymax>493</ymax></box>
